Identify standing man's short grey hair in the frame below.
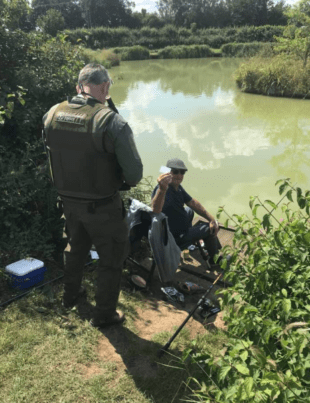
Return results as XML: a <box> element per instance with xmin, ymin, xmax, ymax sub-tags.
<box><xmin>78</xmin><ymin>63</ymin><xmax>112</xmax><ymax>86</ymax></box>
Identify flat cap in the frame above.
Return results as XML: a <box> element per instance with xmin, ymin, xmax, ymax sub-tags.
<box><xmin>166</xmin><ymin>158</ymin><xmax>188</xmax><ymax>170</ymax></box>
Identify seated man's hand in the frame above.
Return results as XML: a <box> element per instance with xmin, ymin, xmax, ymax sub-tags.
<box><xmin>157</xmin><ymin>173</ymin><xmax>172</xmax><ymax>191</ymax></box>
<box><xmin>209</xmin><ymin>220</ymin><xmax>220</xmax><ymax>237</ymax></box>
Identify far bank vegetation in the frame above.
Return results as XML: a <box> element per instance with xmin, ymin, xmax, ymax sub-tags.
<box><xmin>235</xmin><ymin>5</ymin><xmax>310</xmax><ymax>98</ymax></box>
<box><xmin>66</xmin><ymin>25</ymin><xmax>284</xmax><ymax>51</ymax></box>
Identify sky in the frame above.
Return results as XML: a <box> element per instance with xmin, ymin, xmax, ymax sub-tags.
<box><xmin>132</xmin><ymin>0</ymin><xmax>158</xmax><ymax>13</ymax></box>
<box><xmin>132</xmin><ymin>0</ymin><xmax>301</xmax><ymax>14</ymax></box>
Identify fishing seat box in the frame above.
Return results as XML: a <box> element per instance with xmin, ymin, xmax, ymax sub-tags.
<box><xmin>5</xmin><ymin>258</ymin><xmax>46</xmax><ymax>290</ymax></box>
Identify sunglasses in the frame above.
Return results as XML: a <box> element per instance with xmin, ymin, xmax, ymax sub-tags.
<box><xmin>171</xmin><ymin>169</ymin><xmax>186</xmax><ymax>175</ymax></box>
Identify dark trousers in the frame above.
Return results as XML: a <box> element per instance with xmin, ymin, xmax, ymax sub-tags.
<box><xmin>175</xmin><ymin>207</ymin><xmax>222</xmax><ymax>259</ymax></box>
<box><xmin>62</xmin><ymin>193</ymin><xmax>128</xmax><ymax>320</ymax></box>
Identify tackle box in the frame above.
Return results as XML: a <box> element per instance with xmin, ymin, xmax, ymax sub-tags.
<box><xmin>5</xmin><ymin>258</ymin><xmax>47</xmax><ymax>290</ymax></box>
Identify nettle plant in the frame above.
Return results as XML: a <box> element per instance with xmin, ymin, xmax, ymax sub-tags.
<box><xmin>186</xmin><ymin>179</ymin><xmax>310</xmax><ymax>402</ymax></box>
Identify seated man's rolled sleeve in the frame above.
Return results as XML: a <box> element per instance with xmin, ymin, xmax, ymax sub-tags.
<box><xmin>106</xmin><ymin>115</ymin><xmax>143</xmax><ymax>186</ymax></box>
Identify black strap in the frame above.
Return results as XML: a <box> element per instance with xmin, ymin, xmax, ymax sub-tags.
<box><xmin>106</xmin><ymin>97</ymin><xmax>119</xmax><ymax>114</ymax></box>
<box><xmin>87</xmin><ymin>194</ymin><xmax>116</xmax><ymax>214</ymax></box>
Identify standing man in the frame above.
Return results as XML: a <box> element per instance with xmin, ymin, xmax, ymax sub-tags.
<box><xmin>43</xmin><ymin>63</ymin><xmax>143</xmax><ymax>328</ymax></box>
<box><xmin>151</xmin><ymin>158</ymin><xmax>221</xmax><ymax>264</ymax></box>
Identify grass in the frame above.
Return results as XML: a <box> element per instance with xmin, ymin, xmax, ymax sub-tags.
<box><xmin>112</xmin><ymin>46</ymin><xmax>150</xmax><ymax>61</ymax></box>
<box><xmin>235</xmin><ymin>54</ymin><xmax>310</xmax><ymax>98</ymax></box>
<box><xmin>81</xmin><ymin>43</ymin><xmax>278</xmax><ymax>64</ymax></box>
<box><xmin>81</xmin><ymin>48</ymin><xmax>120</xmax><ymax>68</ymax></box>
<box><xmin>221</xmin><ymin>42</ymin><xmax>274</xmax><ymax>58</ymax></box>
<box><xmin>0</xmin><ymin>263</ymin><xmax>228</xmax><ymax>403</ymax></box>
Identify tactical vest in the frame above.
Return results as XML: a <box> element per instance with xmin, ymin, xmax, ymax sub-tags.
<box><xmin>44</xmin><ymin>97</ymin><xmax>123</xmax><ymax>199</ymax></box>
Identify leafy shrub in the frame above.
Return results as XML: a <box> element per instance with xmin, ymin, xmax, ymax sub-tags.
<box><xmin>182</xmin><ymin>35</ymin><xmax>205</xmax><ymax>46</ymax></box>
<box><xmin>0</xmin><ymin>143</ymin><xmax>64</xmax><ymax>266</ymax></box>
<box><xmin>235</xmin><ymin>25</ymin><xmax>285</xmax><ymax>43</ymax></box>
<box><xmin>64</xmin><ymin>25</ymin><xmax>286</xmax><ymax>50</ymax></box>
<box><xmin>112</xmin><ymin>46</ymin><xmax>149</xmax><ymax>60</ymax></box>
<box><xmin>235</xmin><ymin>55</ymin><xmax>310</xmax><ymax>98</ymax></box>
<box><xmin>0</xmin><ymin>30</ymin><xmax>85</xmax><ymax>266</ymax></box>
<box><xmin>120</xmin><ymin>177</ymin><xmax>154</xmax><ymax>207</ymax></box>
<box><xmin>221</xmin><ymin>42</ymin><xmax>274</xmax><ymax>58</ymax></box>
<box><xmin>64</xmin><ymin>26</ymin><xmax>136</xmax><ymax>49</ymax></box>
<box><xmin>178</xmin><ymin>27</ymin><xmax>191</xmax><ymax>38</ymax></box>
<box><xmin>161</xmin><ymin>24</ymin><xmax>179</xmax><ymax>41</ymax></box>
<box><xmin>185</xmin><ymin>179</ymin><xmax>310</xmax><ymax>402</ymax></box>
<box><xmin>207</xmin><ymin>35</ymin><xmax>227</xmax><ymax>49</ymax></box>
<box><xmin>158</xmin><ymin>44</ymin><xmax>215</xmax><ymax>59</ymax></box>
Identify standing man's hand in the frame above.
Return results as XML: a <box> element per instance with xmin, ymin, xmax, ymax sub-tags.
<box><xmin>209</xmin><ymin>219</ymin><xmax>220</xmax><ymax>237</ymax></box>
<box><xmin>157</xmin><ymin>173</ymin><xmax>172</xmax><ymax>192</ymax></box>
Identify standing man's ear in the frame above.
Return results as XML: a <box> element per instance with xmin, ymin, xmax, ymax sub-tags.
<box><xmin>76</xmin><ymin>83</ymin><xmax>83</xmax><ymax>94</ymax></box>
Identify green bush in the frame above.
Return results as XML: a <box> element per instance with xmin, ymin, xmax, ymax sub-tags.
<box><xmin>185</xmin><ymin>179</ymin><xmax>310</xmax><ymax>402</ymax></box>
<box><xmin>0</xmin><ymin>30</ymin><xmax>85</xmax><ymax>266</ymax></box>
<box><xmin>182</xmin><ymin>34</ymin><xmax>205</xmax><ymax>46</ymax></box>
<box><xmin>0</xmin><ymin>143</ymin><xmax>64</xmax><ymax>266</ymax></box>
<box><xmin>221</xmin><ymin>42</ymin><xmax>274</xmax><ymax>57</ymax></box>
<box><xmin>64</xmin><ymin>26</ymin><xmax>136</xmax><ymax>49</ymax></box>
<box><xmin>112</xmin><ymin>46</ymin><xmax>149</xmax><ymax>60</ymax></box>
<box><xmin>207</xmin><ymin>34</ymin><xmax>227</xmax><ymax>49</ymax></box>
<box><xmin>157</xmin><ymin>44</ymin><xmax>215</xmax><ymax>59</ymax></box>
<box><xmin>64</xmin><ymin>25</ymin><xmax>286</xmax><ymax>50</ymax></box>
<box><xmin>235</xmin><ymin>25</ymin><xmax>285</xmax><ymax>43</ymax></box>
<box><xmin>235</xmin><ymin>55</ymin><xmax>310</xmax><ymax>98</ymax></box>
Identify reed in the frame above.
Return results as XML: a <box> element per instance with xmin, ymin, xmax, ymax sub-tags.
<box><xmin>221</xmin><ymin>42</ymin><xmax>274</xmax><ymax>58</ymax></box>
<box><xmin>157</xmin><ymin>44</ymin><xmax>215</xmax><ymax>59</ymax></box>
<box><xmin>81</xmin><ymin>48</ymin><xmax>120</xmax><ymax>68</ymax></box>
<box><xmin>235</xmin><ymin>55</ymin><xmax>310</xmax><ymax>98</ymax></box>
<box><xmin>112</xmin><ymin>46</ymin><xmax>150</xmax><ymax>61</ymax></box>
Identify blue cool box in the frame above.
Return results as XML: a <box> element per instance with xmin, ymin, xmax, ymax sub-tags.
<box><xmin>5</xmin><ymin>258</ymin><xmax>47</xmax><ymax>290</ymax></box>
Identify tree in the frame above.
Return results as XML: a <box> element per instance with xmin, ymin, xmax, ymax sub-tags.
<box><xmin>31</xmin><ymin>0</ymin><xmax>85</xmax><ymax>30</ymax></box>
<box><xmin>275</xmin><ymin>7</ymin><xmax>310</xmax><ymax>67</ymax></box>
<box><xmin>2</xmin><ymin>0</ymin><xmax>33</xmax><ymax>31</ymax></box>
<box><xmin>36</xmin><ymin>8</ymin><xmax>65</xmax><ymax>36</ymax></box>
<box><xmin>81</xmin><ymin>0</ymin><xmax>135</xmax><ymax>27</ymax></box>
<box><xmin>228</xmin><ymin>0</ymin><xmax>269</xmax><ymax>26</ymax></box>
<box><xmin>143</xmin><ymin>13</ymin><xmax>165</xmax><ymax>28</ymax></box>
<box><xmin>267</xmin><ymin>0</ymin><xmax>288</xmax><ymax>26</ymax></box>
<box><xmin>157</xmin><ymin>0</ymin><xmax>229</xmax><ymax>27</ymax></box>
<box><xmin>157</xmin><ymin>0</ymin><xmax>287</xmax><ymax>28</ymax></box>
<box><xmin>298</xmin><ymin>0</ymin><xmax>310</xmax><ymax>17</ymax></box>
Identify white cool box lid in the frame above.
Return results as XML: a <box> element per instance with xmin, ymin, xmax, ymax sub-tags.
<box><xmin>90</xmin><ymin>250</ymin><xmax>99</xmax><ymax>260</ymax></box>
<box><xmin>5</xmin><ymin>258</ymin><xmax>45</xmax><ymax>276</ymax></box>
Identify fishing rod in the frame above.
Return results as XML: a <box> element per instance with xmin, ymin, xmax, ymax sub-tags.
<box><xmin>157</xmin><ymin>271</ymin><xmax>223</xmax><ymax>358</ymax></box>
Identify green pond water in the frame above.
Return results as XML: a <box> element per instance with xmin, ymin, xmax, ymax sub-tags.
<box><xmin>110</xmin><ymin>58</ymin><xmax>310</xmax><ymax>218</ymax></box>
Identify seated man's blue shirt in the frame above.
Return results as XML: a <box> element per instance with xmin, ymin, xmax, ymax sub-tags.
<box><xmin>152</xmin><ymin>184</ymin><xmax>192</xmax><ymax>237</ymax></box>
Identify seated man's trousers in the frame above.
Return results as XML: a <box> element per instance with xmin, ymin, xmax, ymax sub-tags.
<box><xmin>175</xmin><ymin>207</ymin><xmax>221</xmax><ymax>260</ymax></box>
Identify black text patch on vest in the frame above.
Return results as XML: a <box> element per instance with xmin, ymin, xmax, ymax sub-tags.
<box><xmin>55</xmin><ymin>112</ymin><xmax>86</xmax><ymax>125</ymax></box>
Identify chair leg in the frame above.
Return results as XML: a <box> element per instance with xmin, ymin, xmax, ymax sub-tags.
<box><xmin>146</xmin><ymin>258</ymin><xmax>156</xmax><ymax>286</ymax></box>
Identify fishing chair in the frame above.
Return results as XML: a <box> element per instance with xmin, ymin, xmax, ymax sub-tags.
<box><xmin>126</xmin><ymin>203</ymin><xmax>228</xmax><ymax>288</ymax></box>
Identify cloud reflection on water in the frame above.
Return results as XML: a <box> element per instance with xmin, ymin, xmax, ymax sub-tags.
<box><xmin>114</xmin><ymin>59</ymin><xmax>310</xmax><ymax>214</ymax></box>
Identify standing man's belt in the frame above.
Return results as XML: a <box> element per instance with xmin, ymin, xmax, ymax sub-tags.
<box><xmin>87</xmin><ymin>193</ymin><xmax>117</xmax><ymax>214</ymax></box>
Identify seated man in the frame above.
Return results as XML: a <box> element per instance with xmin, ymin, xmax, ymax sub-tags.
<box><xmin>151</xmin><ymin>158</ymin><xmax>221</xmax><ymax>265</ymax></box>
